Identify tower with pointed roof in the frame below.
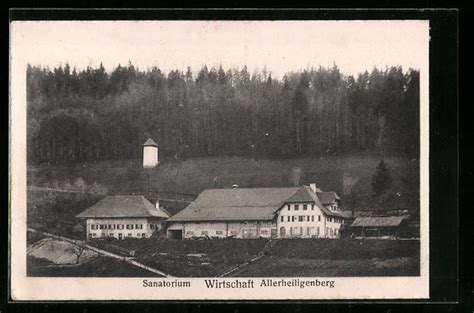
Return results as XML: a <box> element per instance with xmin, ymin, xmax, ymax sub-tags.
<box><xmin>143</xmin><ymin>138</ymin><xmax>159</xmax><ymax>168</ymax></box>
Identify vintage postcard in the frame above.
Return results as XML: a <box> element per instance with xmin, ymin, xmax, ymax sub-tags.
<box><xmin>10</xmin><ymin>19</ymin><xmax>430</xmax><ymax>300</ymax></box>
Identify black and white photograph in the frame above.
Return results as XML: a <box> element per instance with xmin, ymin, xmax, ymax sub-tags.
<box><xmin>10</xmin><ymin>19</ymin><xmax>430</xmax><ymax>300</ymax></box>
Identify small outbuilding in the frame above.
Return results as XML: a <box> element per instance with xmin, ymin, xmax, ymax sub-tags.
<box><xmin>350</xmin><ymin>216</ymin><xmax>406</xmax><ymax>239</ymax></box>
<box><xmin>143</xmin><ymin>138</ymin><xmax>159</xmax><ymax>168</ymax></box>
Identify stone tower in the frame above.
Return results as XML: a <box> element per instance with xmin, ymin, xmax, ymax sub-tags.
<box><xmin>143</xmin><ymin>138</ymin><xmax>159</xmax><ymax>168</ymax></box>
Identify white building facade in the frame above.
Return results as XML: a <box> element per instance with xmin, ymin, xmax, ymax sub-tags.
<box><xmin>86</xmin><ymin>217</ymin><xmax>164</xmax><ymax>239</ymax></box>
<box><xmin>76</xmin><ymin>195</ymin><xmax>170</xmax><ymax>240</ymax></box>
<box><xmin>276</xmin><ymin>202</ymin><xmax>342</xmax><ymax>239</ymax></box>
<box><xmin>143</xmin><ymin>138</ymin><xmax>159</xmax><ymax>168</ymax></box>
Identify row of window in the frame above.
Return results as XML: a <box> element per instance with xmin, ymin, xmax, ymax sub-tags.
<box><xmin>288</xmin><ymin>204</ymin><xmax>313</xmax><ymax>211</ymax></box>
<box><xmin>327</xmin><ymin>227</ymin><xmax>339</xmax><ymax>237</ymax></box>
<box><xmin>185</xmin><ymin>229</ymin><xmax>270</xmax><ymax>236</ymax></box>
<box><xmin>281</xmin><ymin>215</ymin><xmax>322</xmax><ymax>223</ymax></box>
<box><xmin>89</xmin><ymin>232</ymin><xmax>146</xmax><ymax>238</ymax></box>
<box><xmin>90</xmin><ymin>224</ymin><xmax>159</xmax><ymax>230</ymax></box>
<box><xmin>280</xmin><ymin>226</ymin><xmax>339</xmax><ymax>237</ymax></box>
<box><xmin>286</xmin><ymin>226</ymin><xmax>319</xmax><ymax>236</ymax></box>
<box><xmin>327</xmin><ymin>217</ymin><xmax>342</xmax><ymax>223</ymax></box>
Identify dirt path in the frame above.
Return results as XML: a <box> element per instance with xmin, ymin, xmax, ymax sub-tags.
<box><xmin>27</xmin><ymin>228</ymin><xmax>173</xmax><ymax>277</ymax></box>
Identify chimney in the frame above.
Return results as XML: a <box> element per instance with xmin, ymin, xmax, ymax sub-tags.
<box><xmin>309</xmin><ymin>183</ymin><xmax>317</xmax><ymax>193</ymax></box>
<box><xmin>155</xmin><ymin>200</ymin><xmax>160</xmax><ymax>210</ymax></box>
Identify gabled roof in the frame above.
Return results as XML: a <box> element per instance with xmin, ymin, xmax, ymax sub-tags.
<box><xmin>317</xmin><ymin>191</ymin><xmax>340</xmax><ymax>205</ymax></box>
<box><xmin>76</xmin><ymin>196</ymin><xmax>170</xmax><ymax>219</ymax></box>
<box><xmin>303</xmin><ymin>186</ymin><xmax>342</xmax><ymax>217</ymax></box>
<box><xmin>351</xmin><ymin>216</ymin><xmax>405</xmax><ymax>227</ymax></box>
<box><xmin>286</xmin><ymin>187</ymin><xmax>315</xmax><ymax>203</ymax></box>
<box><xmin>168</xmin><ymin>188</ymin><xmax>299</xmax><ymax>222</ymax></box>
<box><xmin>168</xmin><ymin>186</ymin><xmax>343</xmax><ymax>222</ymax></box>
<box><xmin>143</xmin><ymin>138</ymin><xmax>158</xmax><ymax>147</ymax></box>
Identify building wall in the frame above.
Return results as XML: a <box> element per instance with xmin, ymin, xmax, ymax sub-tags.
<box><xmin>143</xmin><ymin>146</ymin><xmax>158</xmax><ymax>168</ymax></box>
<box><xmin>324</xmin><ymin>215</ymin><xmax>343</xmax><ymax>238</ymax></box>
<box><xmin>167</xmin><ymin>221</ymin><xmax>276</xmax><ymax>239</ymax></box>
<box><xmin>166</xmin><ymin>204</ymin><xmax>344</xmax><ymax>240</ymax></box>
<box><xmin>86</xmin><ymin>217</ymin><xmax>163</xmax><ymax>239</ymax></box>
<box><xmin>276</xmin><ymin>203</ymin><xmax>342</xmax><ymax>238</ymax></box>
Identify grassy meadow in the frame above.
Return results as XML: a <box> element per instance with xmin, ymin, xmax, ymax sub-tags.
<box><xmin>89</xmin><ymin>237</ymin><xmax>420</xmax><ymax>277</ymax></box>
<box><xmin>28</xmin><ymin>154</ymin><xmax>415</xmax><ymax>199</ymax></box>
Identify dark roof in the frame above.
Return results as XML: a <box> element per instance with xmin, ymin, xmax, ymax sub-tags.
<box><xmin>317</xmin><ymin>191</ymin><xmax>340</xmax><ymax>205</ymax></box>
<box><xmin>303</xmin><ymin>186</ymin><xmax>342</xmax><ymax>217</ymax></box>
<box><xmin>286</xmin><ymin>187</ymin><xmax>315</xmax><ymax>203</ymax></box>
<box><xmin>351</xmin><ymin>216</ymin><xmax>405</xmax><ymax>227</ymax></box>
<box><xmin>76</xmin><ymin>196</ymin><xmax>170</xmax><ymax>219</ymax></box>
<box><xmin>143</xmin><ymin>138</ymin><xmax>158</xmax><ymax>147</ymax></box>
<box><xmin>168</xmin><ymin>188</ymin><xmax>298</xmax><ymax>222</ymax></box>
<box><xmin>168</xmin><ymin>186</ymin><xmax>343</xmax><ymax>222</ymax></box>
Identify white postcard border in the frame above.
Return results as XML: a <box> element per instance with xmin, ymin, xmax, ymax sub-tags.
<box><xmin>10</xmin><ymin>20</ymin><xmax>430</xmax><ymax>301</ymax></box>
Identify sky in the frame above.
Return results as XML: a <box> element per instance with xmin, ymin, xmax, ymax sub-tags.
<box><xmin>11</xmin><ymin>20</ymin><xmax>429</xmax><ymax>78</ymax></box>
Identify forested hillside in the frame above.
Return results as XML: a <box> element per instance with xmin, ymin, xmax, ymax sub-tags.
<box><xmin>27</xmin><ymin>63</ymin><xmax>419</xmax><ymax>164</ymax></box>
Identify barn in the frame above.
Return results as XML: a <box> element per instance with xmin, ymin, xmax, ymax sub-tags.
<box><xmin>350</xmin><ymin>216</ymin><xmax>407</xmax><ymax>239</ymax></box>
<box><xmin>166</xmin><ymin>184</ymin><xmax>345</xmax><ymax>239</ymax></box>
<box><xmin>76</xmin><ymin>195</ymin><xmax>170</xmax><ymax>240</ymax></box>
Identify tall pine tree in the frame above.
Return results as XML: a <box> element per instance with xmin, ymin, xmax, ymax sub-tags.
<box><xmin>372</xmin><ymin>160</ymin><xmax>393</xmax><ymax>197</ymax></box>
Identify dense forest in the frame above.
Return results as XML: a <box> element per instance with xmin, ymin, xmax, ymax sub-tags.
<box><xmin>27</xmin><ymin>63</ymin><xmax>419</xmax><ymax>164</ymax></box>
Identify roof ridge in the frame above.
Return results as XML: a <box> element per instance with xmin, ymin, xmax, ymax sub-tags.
<box><xmin>202</xmin><ymin>187</ymin><xmax>299</xmax><ymax>191</ymax></box>
<box><xmin>104</xmin><ymin>195</ymin><xmax>144</xmax><ymax>198</ymax></box>
<box><xmin>193</xmin><ymin>204</ymin><xmax>283</xmax><ymax>208</ymax></box>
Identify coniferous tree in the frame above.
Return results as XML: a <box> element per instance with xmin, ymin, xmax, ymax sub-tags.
<box><xmin>372</xmin><ymin>160</ymin><xmax>393</xmax><ymax>197</ymax></box>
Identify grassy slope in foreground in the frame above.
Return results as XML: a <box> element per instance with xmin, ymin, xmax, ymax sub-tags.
<box><xmin>93</xmin><ymin>238</ymin><xmax>420</xmax><ymax>277</ymax></box>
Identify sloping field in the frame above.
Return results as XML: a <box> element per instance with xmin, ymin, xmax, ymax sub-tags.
<box><xmin>231</xmin><ymin>256</ymin><xmax>419</xmax><ymax>277</ymax></box>
<box><xmin>268</xmin><ymin>238</ymin><xmax>420</xmax><ymax>260</ymax></box>
<box><xmin>92</xmin><ymin>238</ymin><xmax>268</xmax><ymax>277</ymax></box>
<box><xmin>231</xmin><ymin>239</ymin><xmax>420</xmax><ymax>277</ymax></box>
<box><xmin>28</xmin><ymin>154</ymin><xmax>410</xmax><ymax>197</ymax></box>
<box><xmin>93</xmin><ymin>238</ymin><xmax>420</xmax><ymax>277</ymax></box>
